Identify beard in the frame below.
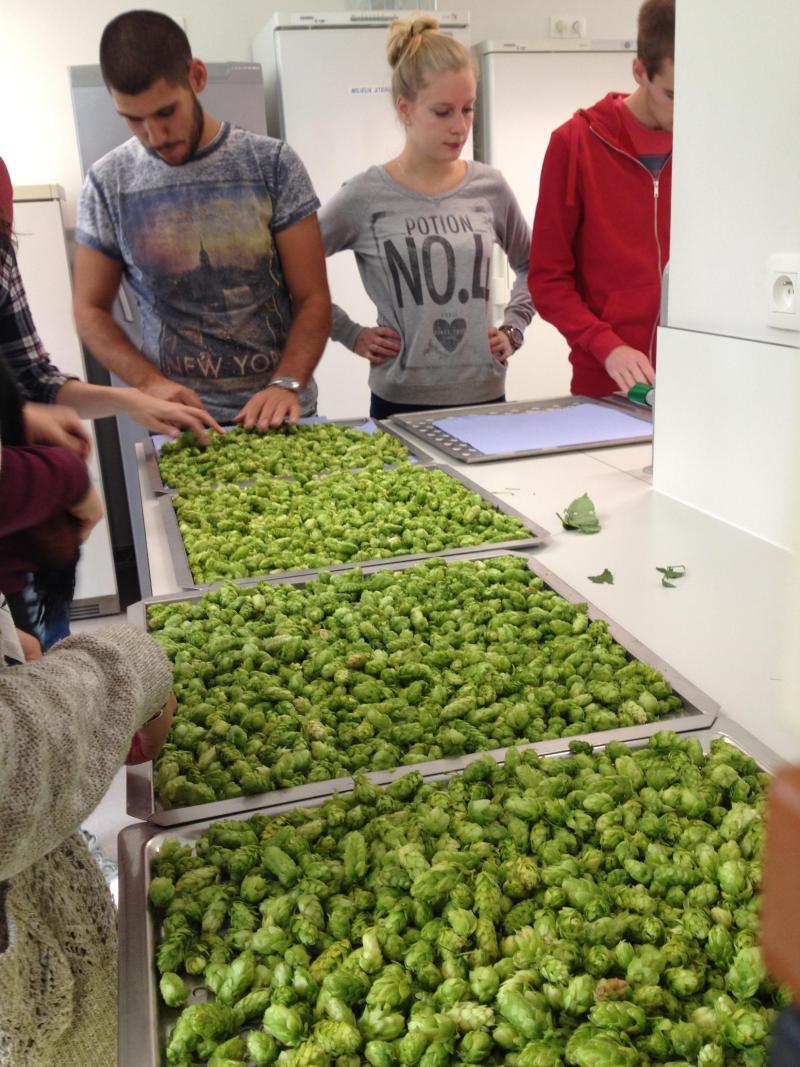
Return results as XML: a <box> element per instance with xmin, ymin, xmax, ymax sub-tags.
<box><xmin>160</xmin><ymin>93</ymin><xmax>205</xmax><ymax>165</ymax></box>
<box><xmin>185</xmin><ymin>94</ymin><xmax>205</xmax><ymax>160</ymax></box>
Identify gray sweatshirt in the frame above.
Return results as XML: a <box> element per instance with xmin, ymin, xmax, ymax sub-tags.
<box><xmin>319</xmin><ymin>162</ymin><xmax>534</xmax><ymax>407</ymax></box>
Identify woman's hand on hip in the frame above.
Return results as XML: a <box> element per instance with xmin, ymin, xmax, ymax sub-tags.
<box><xmin>488</xmin><ymin>327</ymin><xmax>514</xmax><ymax>363</ymax></box>
<box><xmin>354</xmin><ymin>326</ymin><xmax>402</xmax><ymax>365</ymax></box>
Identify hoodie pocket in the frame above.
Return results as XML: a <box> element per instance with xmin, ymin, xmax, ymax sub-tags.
<box><xmin>601</xmin><ymin>283</ymin><xmax>661</xmax><ymax>352</ymax></box>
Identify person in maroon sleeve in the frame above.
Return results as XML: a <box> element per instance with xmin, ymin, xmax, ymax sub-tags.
<box><xmin>529</xmin><ymin>0</ymin><xmax>674</xmax><ymax>398</ymax></box>
<box><xmin>0</xmin><ymin>439</ymin><xmax>103</xmax><ymax>598</ymax></box>
<box><xmin>0</xmin><ymin>356</ymin><xmax>103</xmax><ymax>649</ymax></box>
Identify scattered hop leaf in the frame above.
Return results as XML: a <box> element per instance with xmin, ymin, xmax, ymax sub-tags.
<box><xmin>558</xmin><ymin>493</ymin><xmax>601</xmax><ymax>534</ymax></box>
<box><xmin>657</xmin><ymin>563</ymin><xmax>687</xmax><ymax>588</ymax></box>
<box><xmin>588</xmin><ymin>568</ymin><xmax>614</xmax><ymax>585</ymax></box>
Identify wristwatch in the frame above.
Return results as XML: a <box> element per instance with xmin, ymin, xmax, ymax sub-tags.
<box><xmin>268</xmin><ymin>375</ymin><xmax>303</xmax><ymax>393</ymax></box>
<box><xmin>499</xmin><ymin>324</ymin><xmax>524</xmax><ymax>351</ymax></box>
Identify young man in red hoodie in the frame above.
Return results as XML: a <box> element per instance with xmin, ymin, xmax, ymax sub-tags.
<box><xmin>529</xmin><ymin>0</ymin><xmax>674</xmax><ymax>398</ymax></box>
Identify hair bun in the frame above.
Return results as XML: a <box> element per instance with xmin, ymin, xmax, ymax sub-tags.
<box><xmin>387</xmin><ymin>14</ymin><xmax>440</xmax><ymax>69</ymax></box>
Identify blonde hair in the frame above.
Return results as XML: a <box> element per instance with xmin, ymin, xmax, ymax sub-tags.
<box><xmin>387</xmin><ymin>15</ymin><xmax>477</xmax><ymax>104</ymax></box>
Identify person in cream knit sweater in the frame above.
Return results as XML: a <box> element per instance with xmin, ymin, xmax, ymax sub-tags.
<box><xmin>0</xmin><ymin>436</ymin><xmax>175</xmax><ymax>1065</ymax></box>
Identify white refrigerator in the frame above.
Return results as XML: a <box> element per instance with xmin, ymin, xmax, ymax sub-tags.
<box><xmin>474</xmin><ymin>39</ymin><xmax>637</xmax><ymax>401</ymax></box>
<box><xmin>253</xmin><ymin>12</ymin><xmax>471</xmax><ymax>419</ymax></box>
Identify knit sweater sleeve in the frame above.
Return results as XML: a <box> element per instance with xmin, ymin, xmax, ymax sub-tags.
<box><xmin>0</xmin><ymin>626</ymin><xmax>172</xmax><ymax>882</ymax></box>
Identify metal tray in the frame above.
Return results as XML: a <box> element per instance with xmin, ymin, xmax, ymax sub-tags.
<box><xmin>156</xmin><ymin>463</ymin><xmax>549</xmax><ymax>591</ymax></box>
<box><xmin>143</xmin><ymin>418</ymin><xmax>434</xmax><ymax>495</ymax></box>
<box><xmin>380</xmin><ymin>396</ymin><xmax>653</xmax><ymax>464</ymax></box>
<box><xmin>126</xmin><ymin>549</ymin><xmax>719</xmax><ymax>826</ymax></box>
<box><xmin>117</xmin><ymin>714</ymin><xmax>780</xmax><ymax>1067</ymax></box>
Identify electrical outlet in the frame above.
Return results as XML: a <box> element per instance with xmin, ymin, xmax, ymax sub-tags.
<box><xmin>549</xmin><ymin>14</ymin><xmax>587</xmax><ymax>39</ymax></box>
<box><xmin>768</xmin><ymin>253</ymin><xmax>800</xmax><ymax>330</ymax></box>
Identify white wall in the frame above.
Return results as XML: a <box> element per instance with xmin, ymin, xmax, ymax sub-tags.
<box><xmin>668</xmin><ymin>0</ymin><xmax>800</xmax><ymax>348</ymax></box>
<box><xmin>3</xmin><ymin>0</ymin><xmax>640</xmax><ymax>228</ymax></box>
<box><xmin>654</xmin><ymin>327</ymin><xmax>800</xmax><ymax>548</ymax></box>
<box><xmin>653</xmin><ymin>1</ymin><xmax>800</xmax><ymax>548</ymax></box>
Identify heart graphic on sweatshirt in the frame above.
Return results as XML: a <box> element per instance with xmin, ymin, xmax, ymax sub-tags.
<box><xmin>433</xmin><ymin>318</ymin><xmax>467</xmax><ymax>353</ymax></box>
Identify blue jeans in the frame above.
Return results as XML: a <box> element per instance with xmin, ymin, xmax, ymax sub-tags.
<box><xmin>22</xmin><ymin>568</ymin><xmax>74</xmax><ymax>651</ymax></box>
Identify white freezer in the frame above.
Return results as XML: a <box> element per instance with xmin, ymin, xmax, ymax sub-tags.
<box><xmin>254</xmin><ymin>12</ymin><xmax>471</xmax><ymax>419</ymax></box>
<box><xmin>475</xmin><ymin>40</ymin><xmax>637</xmax><ymax>402</ymax></box>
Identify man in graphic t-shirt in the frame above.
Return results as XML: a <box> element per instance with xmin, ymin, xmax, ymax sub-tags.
<box><xmin>529</xmin><ymin>0</ymin><xmax>674</xmax><ymax>398</ymax></box>
<box><xmin>74</xmin><ymin>10</ymin><xmax>331</xmax><ymax>429</ymax></box>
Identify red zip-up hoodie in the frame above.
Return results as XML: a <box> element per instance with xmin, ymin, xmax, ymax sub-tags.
<box><xmin>529</xmin><ymin>92</ymin><xmax>672</xmax><ymax>398</ymax></box>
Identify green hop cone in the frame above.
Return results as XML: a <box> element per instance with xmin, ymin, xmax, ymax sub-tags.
<box><xmin>565</xmin><ymin>1027</ymin><xmax>638</xmax><ymax>1067</ymax></box>
<box><xmin>262</xmin><ymin>1004</ymin><xmax>305</xmax><ymax>1047</ymax></box>
<box><xmin>563</xmin><ymin>975</ymin><xmax>595</xmax><ymax>1017</ymax></box>
<box><xmin>459</xmin><ymin>1030</ymin><xmax>494</xmax><ymax>1063</ymax></box>
<box><xmin>247</xmin><ymin>1030</ymin><xmax>279</xmax><ymax>1067</ymax></box>
<box><xmin>722</xmin><ymin>1007</ymin><xmax>770</xmax><ymax>1049</ymax></box>
<box><xmin>314</xmin><ymin>1020</ymin><xmax>362</xmax><ymax>1055</ymax></box>
<box><xmin>446</xmin><ymin>1001</ymin><xmax>495</xmax><ymax>1032</ymax></box>
<box><xmin>148</xmin><ymin>875</ymin><xmax>175</xmax><ymax>910</ymax></box>
<box><xmin>726</xmin><ymin>947</ymin><xmax>766</xmax><ymax>1000</ymax></box>
<box><xmin>697</xmin><ymin>1043</ymin><xmax>725</xmax><ymax>1067</ymax></box>
<box><xmin>588</xmin><ymin>1002</ymin><xmax>646</xmax><ymax>1035</ymax></box>
<box><xmin>159</xmin><ymin>971</ymin><xmax>189</xmax><ymax>1007</ymax></box>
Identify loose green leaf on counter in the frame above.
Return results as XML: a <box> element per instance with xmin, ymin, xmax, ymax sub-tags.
<box><xmin>657</xmin><ymin>564</ymin><xmax>687</xmax><ymax>588</ymax></box>
<box><xmin>558</xmin><ymin>492</ymin><xmax>601</xmax><ymax>534</ymax></box>
<box><xmin>588</xmin><ymin>568</ymin><xmax>614</xmax><ymax>584</ymax></box>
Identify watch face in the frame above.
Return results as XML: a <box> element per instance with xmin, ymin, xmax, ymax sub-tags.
<box><xmin>502</xmin><ymin>326</ymin><xmax>523</xmax><ymax>349</ymax></box>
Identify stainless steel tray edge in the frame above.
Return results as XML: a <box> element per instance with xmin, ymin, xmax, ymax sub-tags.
<box><xmin>118</xmin><ymin>820</ymin><xmax>161</xmax><ymax>1067</ymax></box>
<box><xmin>705</xmin><ymin>713</ymin><xmax>786</xmax><ymax>775</ymax></box>
<box><xmin>128</xmin><ymin>767</ymin><xmax>356</xmax><ymax>828</ymax></box>
<box><xmin>142</xmin><ymin>435</ymin><xmax>166</xmax><ymax>494</ymax></box>
<box><xmin>157</xmin><ymin>494</ymin><xmax>198</xmax><ymax>590</ymax></box>
<box><xmin>126</xmin><ymin>549</ymin><xmax>719</xmax><ymax>825</ymax></box>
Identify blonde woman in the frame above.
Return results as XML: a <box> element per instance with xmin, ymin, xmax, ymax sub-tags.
<box><xmin>319</xmin><ymin>16</ymin><xmax>534</xmax><ymax>419</ymax></box>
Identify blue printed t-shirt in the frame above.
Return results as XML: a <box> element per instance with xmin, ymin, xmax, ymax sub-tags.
<box><xmin>76</xmin><ymin>123</ymin><xmax>320</xmax><ymax>422</ymax></box>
